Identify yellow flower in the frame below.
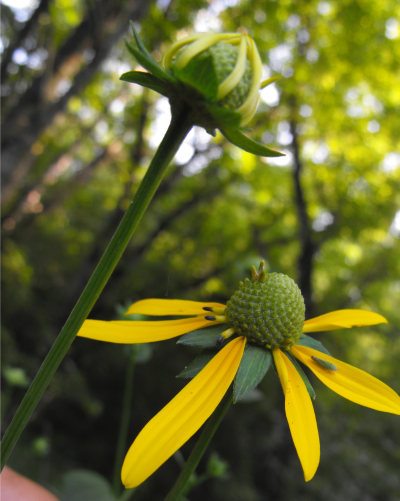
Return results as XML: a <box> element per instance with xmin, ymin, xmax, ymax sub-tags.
<box><xmin>77</xmin><ymin>274</ymin><xmax>400</xmax><ymax>488</ymax></box>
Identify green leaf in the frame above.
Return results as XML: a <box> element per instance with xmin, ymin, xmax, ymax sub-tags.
<box><xmin>128</xmin><ymin>22</ymin><xmax>175</xmax><ymax>84</ymax></box>
<box><xmin>120</xmin><ymin>71</ymin><xmax>170</xmax><ymax>96</ymax></box>
<box><xmin>285</xmin><ymin>352</ymin><xmax>316</xmax><ymax>400</ymax></box>
<box><xmin>296</xmin><ymin>334</ymin><xmax>331</xmax><ymax>356</ymax></box>
<box><xmin>219</xmin><ymin>127</ymin><xmax>284</xmax><ymax>157</ymax></box>
<box><xmin>173</xmin><ymin>53</ymin><xmax>218</xmax><ymax>101</ymax></box>
<box><xmin>129</xmin><ymin>21</ymin><xmax>152</xmax><ymax>57</ymax></box>
<box><xmin>177</xmin><ymin>324</ymin><xmax>229</xmax><ymax>348</ymax></box>
<box><xmin>63</xmin><ymin>469</ymin><xmax>117</xmax><ymax>501</ymax></box>
<box><xmin>124</xmin><ymin>41</ymin><xmax>174</xmax><ymax>84</ymax></box>
<box><xmin>204</xmin><ymin>103</ymin><xmax>242</xmax><ymax>129</ymax></box>
<box><xmin>177</xmin><ymin>350</ymin><xmax>218</xmax><ymax>378</ymax></box>
<box><xmin>233</xmin><ymin>344</ymin><xmax>271</xmax><ymax>403</ymax></box>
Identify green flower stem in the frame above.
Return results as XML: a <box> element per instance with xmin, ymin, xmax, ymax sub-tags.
<box><xmin>0</xmin><ymin>105</ymin><xmax>193</xmax><ymax>470</ymax></box>
<box><xmin>164</xmin><ymin>387</ymin><xmax>233</xmax><ymax>501</ymax></box>
<box><xmin>113</xmin><ymin>348</ymin><xmax>137</xmax><ymax>496</ymax></box>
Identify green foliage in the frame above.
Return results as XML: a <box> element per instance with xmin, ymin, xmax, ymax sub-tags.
<box><xmin>177</xmin><ymin>324</ymin><xmax>228</xmax><ymax>348</ymax></box>
<box><xmin>234</xmin><ymin>344</ymin><xmax>272</xmax><ymax>402</ymax></box>
<box><xmin>62</xmin><ymin>469</ymin><xmax>124</xmax><ymax>501</ymax></box>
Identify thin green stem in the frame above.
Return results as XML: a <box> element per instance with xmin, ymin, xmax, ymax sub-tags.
<box><xmin>164</xmin><ymin>387</ymin><xmax>233</xmax><ymax>501</ymax></box>
<box><xmin>0</xmin><ymin>106</ymin><xmax>193</xmax><ymax>470</ymax></box>
<box><xmin>113</xmin><ymin>348</ymin><xmax>137</xmax><ymax>496</ymax></box>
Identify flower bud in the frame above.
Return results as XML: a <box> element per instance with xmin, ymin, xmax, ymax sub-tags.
<box><xmin>163</xmin><ymin>33</ymin><xmax>263</xmax><ymax>126</ymax></box>
<box><xmin>121</xmin><ymin>25</ymin><xmax>283</xmax><ymax>157</ymax></box>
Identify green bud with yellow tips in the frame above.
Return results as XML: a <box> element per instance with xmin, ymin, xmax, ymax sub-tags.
<box><xmin>120</xmin><ymin>24</ymin><xmax>283</xmax><ymax>158</ymax></box>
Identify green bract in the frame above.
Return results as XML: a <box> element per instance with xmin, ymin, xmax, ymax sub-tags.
<box><xmin>120</xmin><ymin>23</ymin><xmax>283</xmax><ymax>158</ymax></box>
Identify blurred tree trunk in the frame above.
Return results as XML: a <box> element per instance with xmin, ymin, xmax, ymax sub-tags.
<box><xmin>1</xmin><ymin>0</ymin><xmax>154</xmax><ymax>206</ymax></box>
<box><xmin>290</xmin><ymin>109</ymin><xmax>317</xmax><ymax>318</ymax></box>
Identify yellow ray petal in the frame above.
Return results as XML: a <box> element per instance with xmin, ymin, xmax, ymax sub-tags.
<box><xmin>273</xmin><ymin>349</ymin><xmax>320</xmax><ymax>482</ymax></box>
<box><xmin>77</xmin><ymin>317</ymin><xmax>216</xmax><ymax>344</ymax></box>
<box><xmin>303</xmin><ymin>310</ymin><xmax>387</xmax><ymax>333</ymax></box>
<box><xmin>291</xmin><ymin>345</ymin><xmax>400</xmax><ymax>415</ymax></box>
<box><xmin>121</xmin><ymin>336</ymin><xmax>246</xmax><ymax>488</ymax></box>
<box><xmin>125</xmin><ymin>299</ymin><xmax>226</xmax><ymax>316</ymax></box>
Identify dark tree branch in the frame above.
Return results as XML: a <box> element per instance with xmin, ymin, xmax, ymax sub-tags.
<box><xmin>0</xmin><ymin>0</ymin><xmax>50</xmax><ymax>82</ymax></box>
<box><xmin>290</xmin><ymin>113</ymin><xmax>317</xmax><ymax>317</ymax></box>
<box><xmin>1</xmin><ymin>0</ymin><xmax>154</xmax><ymax>200</ymax></box>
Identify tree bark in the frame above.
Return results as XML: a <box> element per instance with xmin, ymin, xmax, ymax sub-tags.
<box><xmin>1</xmin><ymin>0</ymin><xmax>154</xmax><ymax>203</ymax></box>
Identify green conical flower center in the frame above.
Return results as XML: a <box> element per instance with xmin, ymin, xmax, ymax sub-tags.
<box><xmin>203</xmin><ymin>42</ymin><xmax>252</xmax><ymax>109</ymax></box>
<box><xmin>226</xmin><ymin>273</ymin><xmax>305</xmax><ymax>349</ymax></box>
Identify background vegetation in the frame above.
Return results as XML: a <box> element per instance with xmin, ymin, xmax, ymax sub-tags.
<box><xmin>2</xmin><ymin>0</ymin><xmax>400</xmax><ymax>499</ymax></box>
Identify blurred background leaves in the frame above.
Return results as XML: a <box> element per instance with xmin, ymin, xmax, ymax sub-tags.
<box><xmin>1</xmin><ymin>0</ymin><xmax>400</xmax><ymax>499</ymax></box>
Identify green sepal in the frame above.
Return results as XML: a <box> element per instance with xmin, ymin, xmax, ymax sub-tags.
<box><xmin>177</xmin><ymin>324</ymin><xmax>229</xmax><ymax>348</ymax></box>
<box><xmin>128</xmin><ymin>22</ymin><xmax>176</xmax><ymax>84</ymax></box>
<box><xmin>204</xmin><ymin>103</ymin><xmax>242</xmax><ymax>129</ymax></box>
<box><xmin>311</xmin><ymin>356</ymin><xmax>338</xmax><ymax>372</ymax></box>
<box><xmin>296</xmin><ymin>334</ymin><xmax>331</xmax><ymax>356</ymax></box>
<box><xmin>177</xmin><ymin>349</ymin><xmax>218</xmax><ymax>379</ymax></box>
<box><xmin>172</xmin><ymin>53</ymin><xmax>218</xmax><ymax>101</ymax></box>
<box><xmin>120</xmin><ymin>71</ymin><xmax>170</xmax><ymax>96</ymax></box>
<box><xmin>129</xmin><ymin>21</ymin><xmax>152</xmax><ymax>58</ymax></box>
<box><xmin>285</xmin><ymin>351</ymin><xmax>316</xmax><ymax>400</ymax></box>
<box><xmin>124</xmin><ymin>41</ymin><xmax>174</xmax><ymax>84</ymax></box>
<box><xmin>233</xmin><ymin>344</ymin><xmax>271</xmax><ymax>403</ymax></box>
<box><xmin>219</xmin><ymin>127</ymin><xmax>284</xmax><ymax>157</ymax></box>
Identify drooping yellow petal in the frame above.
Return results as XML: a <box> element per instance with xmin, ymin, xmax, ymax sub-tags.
<box><xmin>303</xmin><ymin>310</ymin><xmax>387</xmax><ymax>333</ymax></box>
<box><xmin>125</xmin><ymin>299</ymin><xmax>226</xmax><ymax>317</ymax></box>
<box><xmin>291</xmin><ymin>345</ymin><xmax>400</xmax><ymax>415</ymax></box>
<box><xmin>173</xmin><ymin>33</ymin><xmax>241</xmax><ymax>70</ymax></box>
<box><xmin>77</xmin><ymin>317</ymin><xmax>216</xmax><ymax>344</ymax></box>
<box><xmin>217</xmin><ymin>35</ymin><xmax>247</xmax><ymax>100</ymax></box>
<box><xmin>273</xmin><ymin>349</ymin><xmax>320</xmax><ymax>482</ymax></box>
<box><xmin>121</xmin><ymin>336</ymin><xmax>246</xmax><ymax>488</ymax></box>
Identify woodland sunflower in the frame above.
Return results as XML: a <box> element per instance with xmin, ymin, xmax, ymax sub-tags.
<box><xmin>78</xmin><ymin>262</ymin><xmax>400</xmax><ymax>488</ymax></box>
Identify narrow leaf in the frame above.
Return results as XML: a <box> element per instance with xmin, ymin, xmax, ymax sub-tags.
<box><xmin>285</xmin><ymin>351</ymin><xmax>316</xmax><ymax>400</ymax></box>
<box><xmin>129</xmin><ymin>21</ymin><xmax>152</xmax><ymax>57</ymax></box>
<box><xmin>124</xmin><ymin>41</ymin><xmax>174</xmax><ymax>84</ymax></box>
<box><xmin>177</xmin><ymin>324</ymin><xmax>229</xmax><ymax>348</ymax></box>
<box><xmin>128</xmin><ymin>21</ymin><xmax>176</xmax><ymax>84</ymax></box>
<box><xmin>177</xmin><ymin>350</ymin><xmax>218</xmax><ymax>378</ymax></box>
<box><xmin>120</xmin><ymin>71</ymin><xmax>170</xmax><ymax>96</ymax></box>
<box><xmin>296</xmin><ymin>334</ymin><xmax>331</xmax><ymax>356</ymax></box>
<box><xmin>233</xmin><ymin>344</ymin><xmax>272</xmax><ymax>402</ymax></box>
<box><xmin>219</xmin><ymin>127</ymin><xmax>284</xmax><ymax>157</ymax></box>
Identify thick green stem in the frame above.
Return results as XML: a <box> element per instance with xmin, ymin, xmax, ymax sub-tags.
<box><xmin>113</xmin><ymin>348</ymin><xmax>137</xmax><ymax>496</ymax></box>
<box><xmin>164</xmin><ymin>387</ymin><xmax>233</xmax><ymax>501</ymax></box>
<box><xmin>0</xmin><ymin>106</ymin><xmax>192</xmax><ymax>469</ymax></box>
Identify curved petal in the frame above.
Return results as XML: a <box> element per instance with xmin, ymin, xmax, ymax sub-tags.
<box><xmin>121</xmin><ymin>336</ymin><xmax>246</xmax><ymax>488</ymax></box>
<box><xmin>303</xmin><ymin>310</ymin><xmax>387</xmax><ymax>333</ymax></box>
<box><xmin>125</xmin><ymin>299</ymin><xmax>226</xmax><ymax>317</ymax></box>
<box><xmin>273</xmin><ymin>349</ymin><xmax>320</xmax><ymax>482</ymax></box>
<box><xmin>77</xmin><ymin>317</ymin><xmax>216</xmax><ymax>344</ymax></box>
<box><xmin>291</xmin><ymin>345</ymin><xmax>400</xmax><ymax>415</ymax></box>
